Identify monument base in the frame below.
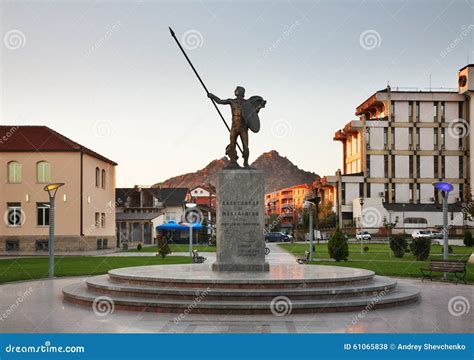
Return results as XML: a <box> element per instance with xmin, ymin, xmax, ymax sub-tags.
<box><xmin>213</xmin><ymin>168</ymin><xmax>269</xmax><ymax>272</ymax></box>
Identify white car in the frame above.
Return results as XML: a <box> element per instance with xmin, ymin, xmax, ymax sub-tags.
<box><xmin>411</xmin><ymin>230</ymin><xmax>432</xmax><ymax>240</ymax></box>
<box><xmin>356</xmin><ymin>231</ymin><xmax>372</xmax><ymax>241</ymax></box>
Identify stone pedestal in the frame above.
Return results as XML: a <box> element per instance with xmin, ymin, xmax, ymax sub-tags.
<box><xmin>212</xmin><ymin>168</ymin><xmax>269</xmax><ymax>272</ymax></box>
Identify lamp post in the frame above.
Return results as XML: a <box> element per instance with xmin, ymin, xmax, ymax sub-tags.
<box><xmin>43</xmin><ymin>183</ymin><xmax>64</xmax><ymax>278</ymax></box>
<box><xmin>359</xmin><ymin>197</ymin><xmax>365</xmax><ymax>254</ymax></box>
<box><xmin>305</xmin><ymin>197</ymin><xmax>321</xmax><ymax>262</ymax></box>
<box><xmin>433</xmin><ymin>181</ymin><xmax>454</xmax><ymax>280</ymax></box>
<box><xmin>185</xmin><ymin>202</ymin><xmax>197</xmax><ymax>256</ymax></box>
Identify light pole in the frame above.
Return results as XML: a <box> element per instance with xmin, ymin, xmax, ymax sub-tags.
<box><xmin>43</xmin><ymin>183</ymin><xmax>65</xmax><ymax>278</ymax></box>
<box><xmin>359</xmin><ymin>197</ymin><xmax>365</xmax><ymax>254</ymax></box>
<box><xmin>185</xmin><ymin>202</ymin><xmax>197</xmax><ymax>256</ymax></box>
<box><xmin>305</xmin><ymin>197</ymin><xmax>320</xmax><ymax>261</ymax></box>
<box><xmin>433</xmin><ymin>181</ymin><xmax>454</xmax><ymax>280</ymax></box>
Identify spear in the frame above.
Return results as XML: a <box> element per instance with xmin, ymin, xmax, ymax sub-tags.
<box><xmin>168</xmin><ymin>27</ymin><xmax>243</xmax><ymax>154</ymax></box>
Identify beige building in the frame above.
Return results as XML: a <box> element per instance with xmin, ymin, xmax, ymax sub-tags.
<box><xmin>0</xmin><ymin>126</ymin><xmax>117</xmax><ymax>253</ymax></box>
<box><xmin>318</xmin><ymin>65</ymin><xmax>474</xmax><ymax>231</ymax></box>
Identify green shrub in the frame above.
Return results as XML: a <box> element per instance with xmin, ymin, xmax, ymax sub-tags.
<box><xmin>363</xmin><ymin>246</ymin><xmax>369</xmax><ymax>253</ymax></box>
<box><xmin>157</xmin><ymin>235</ymin><xmax>171</xmax><ymax>258</ymax></box>
<box><xmin>464</xmin><ymin>231</ymin><xmax>473</xmax><ymax>247</ymax></box>
<box><xmin>137</xmin><ymin>243</ymin><xmax>142</xmax><ymax>251</ymax></box>
<box><xmin>410</xmin><ymin>238</ymin><xmax>431</xmax><ymax>261</ymax></box>
<box><xmin>328</xmin><ymin>227</ymin><xmax>349</xmax><ymax>262</ymax></box>
<box><xmin>389</xmin><ymin>234</ymin><xmax>408</xmax><ymax>258</ymax></box>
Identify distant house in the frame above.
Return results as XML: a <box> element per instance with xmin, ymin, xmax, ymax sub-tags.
<box><xmin>115</xmin><ymin>186</ymin><xmax>188</xmax><ymax>247</ymax></box>
<box><xmin>187</xmin><ymin>184</ymin><xmax>216</xmax><ymax>208</ymax></box>
<box><xmin>0</xmin><ymin>125</ymin><xmax>117</xmax><ymax>253</ymax></box>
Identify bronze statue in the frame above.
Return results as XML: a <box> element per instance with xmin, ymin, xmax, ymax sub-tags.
<box><xmin>208</xmin><ymin>87</ymin><xmax>266</xmax><ymax>167</ymax></box>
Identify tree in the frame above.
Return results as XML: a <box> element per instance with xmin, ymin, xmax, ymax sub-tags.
<box><xmin>157</xmin><ymin>234</ymin><xmax>171</xmax><ymax>258</ymax></box>
<box><xmin>198</xmin><ymin>218</ymin><xmax>210</xmax><ymax>244</ymax></box>
<box><xmin>389</xmin><ymin>234</ymin><xmax>407</xmax><ymax>258</ymax></box>
<box><xmin>410</xmin><ymin>238</ymin><xmax>431</xmax><ymax>261</ymax></box>
<box><xmin>328</xmin><ymin>227</ymin><xmax>349</xmax><ymax>261</ymax></box>
<box><xmin>464</xmin><ymin>230</ymin><xmax>473</xmax><ymax>247</ymax></box>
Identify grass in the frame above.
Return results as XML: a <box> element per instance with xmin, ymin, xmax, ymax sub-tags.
<box><xmin>128</xmin><ymin>244</ymin><xmax>216</xmax><ymax>253</ymax></box>
<box><xmin>279</xmin><ymin>243</ymin><xmax>474</xmax><ymax>283</ymax></box>
<box><xmin>0</xmin><ymin>256</ymin><xmax>192</xmax><ymax>284</ymax></box>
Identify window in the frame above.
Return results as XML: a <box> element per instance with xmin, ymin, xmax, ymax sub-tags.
<box><xmin>36</xmin><ymin>161</ymin><xmax>51</xmax><ymax>183</ymax></box>
<box><xmin>416</xmin><ymin>184</ymin><xmax>421</xmax><ymax>204</ymax></box>
<box><xmin>384</xmin><ymin>155</ymin><xmax>388</xmax><ymax>178</ymax></box>
<box><xmin>441</xmin><ymin>128</ymin><xmax>445</xmax><ymax>148</ymax></box>
<box><xmin>434</xmin><ymin>189</ymin><xmax>439</xmax><ymax>204</ymax></box>
<box><xmin>367</xmin><ymin>184</ymin><xmax>371</xmax><ymax>197</ymax></box>
<box><xmin>101</xmin><ymin>169</ymin><xmax>106</xmax><ymax>189</ymax></box>
<box><xmin>384</xmin><ymin>184</ymin><xmax>389</xmax><ymax>203</ymax></box>
<box><xmin>7</xmin><ymin>203</ymin><xmax>22</xmax><ymax>226</ymax></box>
<box><xmin>390</xmin><ymin>101</ymin><xmax>395</xmax><ymax>119</ymax></box>
<box><xmin>37</xmin><ymin>203</ymin><xmax>50</xmax><ymax>226</ymax></box>
<box><xmin>6</xmin><ymin>240</ymin><xmax>19</xmax><ymax>251</ymax></box>
<box><xmin>415</xmin><ymin>101</ymin><xmax>420</xmax><ymax>121</ymax></box>
<box><xmin>166</xmin><ymin>212</ymin><xmax>176</xmax><ymax>222</ymax></box>
<box><xmin>408</xmin><ymin>101</ymin><xmax>414</xmax><ymax>122</ymax></box>
<box><xmin>416</xmin><ymin>128</ymin><xmax>420</xmax><ymax>148</ymax></box>
<box><xmin>416</xmin><ymin>155</ymin><xmax>420</xmax><ymax>177</ymax></box>
<box><xmin>95</xmin><ymin>212</ymin><xmax>100</xmax><ymax>227</ymax></box>
<box><xmin>7</xmin><ymin>161</ymin><xmax>21</xmax><ymax>183</ymax></box>
<box><xmin>365</xmin><ymin>128</ymin><xmax>370</xmax><ymax>147</ymax></box>
<box><xmin>341</xmin><ymin>183</ymin><xmax>346</xmax><ymax>205</ymax></box>
<box><xmin>359</xmin><ymin>183</ymin><xmax>364</xmax><ymax>198</ymax></box>
<box><xmin>409</xmin><ymin>156</ymin><xmax>413</xmax><ymax>178</ymax></box>
<box><xmin>391</xmin><ymin>184</ymin><xmax>395</xmax><ymax>203</ymax></box>
<box><xmin>434</xmin><ymin>156</ymin><xmax>439</xmax><ymax>178</ymax></box>
<box><xmin>459</xmin><ymin>157</ymin><xmax>464</xmax><ymax>178</ymax></box>
<box><xmin>458</xmin><ymin>102</ymin><xmax>464</xmax><ymax>118</ymax></box>
<box><xmin>441</xmin><ymin>102</ymin><xmax>445</xmax><ymax>120</ymax></box>
<box><xmin>101</xmin><ymin>213</ymin><xmax>106</xmax><ymax>228</ymax></box>
<box><xmin>391</xmin><ymin>129</ymin><xmax>395</xmax><ymax>149</ymax></box>
<box><xmin>409</xmin><ymin>128</ymin><xmax>413</xmax><ymax>147</ymax></box>
<box><xmin>95</xmin><ymin>167</ymin><xmax>100</xmax><ymax>187</ymax></box>
<box><xmin>366</xmin><ymin>155</ymin><xmax>371</xmax><ymax>177</ymax></box>
<box><xmin>433</xmin><ymin>102</ymin><xmax>438</xmax><ymax>120</ymax></box>
<box><xmin>434</xmin><ymin>128</ymin><xmax>438</xmax><ymax>148</ymax></box>
<box><xmin>391</xmin><ymin>155</ymin><xmax>395</xmax><ymax>177</ymax></box>
<box><xmin>409</xmin><ymin>183</ymin><xmax>414</xmax><ymax>202</ymax></box>
<box><xmin>383</xmin><ymin>128</ymin><xmax>388</xmax><ymax>148</ymax></box>
<box><xmin>441</xmin><ymin>156</ymin><xmax>445</xmax><ymax>178</ymax></box>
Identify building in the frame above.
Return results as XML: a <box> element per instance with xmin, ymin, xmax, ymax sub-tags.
<box><xmin>265</xmin><ymin>184</ymin><xmax>311</xmax><ymax>230</ymax></box>
<box><xmin>115</xmin><ymin>186</ymin><xmax>188</xmax><ymax>247</ymax></box>
<box><xmin>187</xmin><ymin>184</ymin><xmax>216</xmax><ymax>208</ymax></box>
<box><xmin>0</xmin><ymin>126</ymin><xmax>117</xmax><ymax>253</ymax></box>
<box><xmin>318</xmin><ymin>65</ymin><xmax>474</xmax><ymax>232</ymax></box>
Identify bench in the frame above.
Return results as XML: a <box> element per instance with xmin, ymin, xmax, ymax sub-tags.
<box><xmin>421</xmin><ymin>260</ymin><xmax>467</xmax><ymax>284</ymax></box>
<box><xmin>192</xmin><ymin>250</ymin><xmax>206</xmax><ymax>264</ymax></box>
<box><xmin>297</xmin><ymin>251</ymin><xmax>310</xmax><ymax>264</ymax></box>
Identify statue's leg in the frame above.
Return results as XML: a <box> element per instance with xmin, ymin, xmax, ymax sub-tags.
<box><xmin>240</xmin><ymin>128</ymin><xmax>249</xmax><ymax>167</ymax></box>
<box><xmin>228</xmin><ymin>127</ymin><xmax>239</xmax><ymax>164</ymax></box>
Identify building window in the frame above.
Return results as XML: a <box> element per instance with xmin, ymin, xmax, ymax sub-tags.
<box><xmin>7</xmin><ymin>203</ymin><xmax>22</xmax><ymax>226</ymax></box>
<box><xmin>416</xmin><ymin>155</ymin><xmax>420</xmax><ymax>177</ymax></box>
<box><xmin>391</xmin><ymin>155</ymin><xmax>395</xmax><ymax>177</ymax></box>
<box><xmin>409</xmin><ymin>183</ymin><xmax>414</xmax><ymax>203</ymax></box>
<box><xmin>434</xmin><ymin>156</ymin><xmax>439</xmax><ymax>178</ymax></box>
<box><xmin>390</xmin><ymin>101</ymin><xmax>395</xmax><ymax>119</ymax></box>
<box><xmin>367</xmin><ymin>184</ymin><xmax>371</xmax><ymax>198</ymax></box>
<box><xmin>341</xmin><ymin>183</ymin><xmax>346</xmax><ymax>205</ymax></box>
<box><xmin>408</xmin><ymin>101</ymin><xmax>414</xmax><ymax>122</ymax></box>
<box><xmin>37</xmin><ymin>203</ymin><xmax>50</xmax><ymax>226</ymax></box>
<box><xmin>101</xmin><ymin>169</ymin><xmax>106</xmax><ymax>189</ymax></box>
<box><xmin>359</xmin><ymin>183</ymin><xmax>364</xmax><ymax>198</ymax></box>
<box><xmin>36</xmin><ymin>161</ymin><xmax>51</xmax><ymax>183</ymax></box>
<box><xmin>441</xmin><ymin>156</ymin><xmax>445</xmax><ymax>178</ymax></box>
<box><xmin>101</xmin><ymin>213</ymin><xmax>106</xmax><ymax>228</ymax></box>
<box><xmin>416</xmin><ymin>128</ymin><xmax>420</xmax><ymax>149</ymax></box>
<box><xmin>441</xmin><ymin>128</ymin><xmax>445</xmax><ymax>148</ymax></box>
<box><xmin>459</xmin><ymin>156</ymin><xmax>464</xmax><ymax>178</ymax></box>
<box><xmin>434</xmin><ymin>128</ymin><xmax>438</xmax><ymax>148</ymax></box>
<box><xmin>383</xmin><ymin>128</ymin><xmax>388</xmax><ymax>148</ymax></box>
<box><xmin>384</xmin><ymin>184</ymin><xmax>389</xmax><ymax>203</ymax></box>
<box><xmin>434</xmin><ymin>189</ymin><xmax>439</xmax><ymax>204</ymax></box>
<box><xmin>391</xmin><ymin>184</ymin><xmax>395</xmax><ymax>203</ymax></box>
<box><xmin>441</xmin><ymin>101</ymin><xmax>445</xmax><ymax>120</ymax></box>
<box><xmin>409</xmin><ymin>128</ymin><xmax>413</xmax><ymax>148</ymax></box>
<box><xmin>416</xmin><ymin>184</ymin><xmax>421</xmax><ymax>204</ymax></box>
<box><xmin>409</xmin><ymin>156</ymin><xmax>413</xmax><ymax>178</ymax></box>
<box><xmin>415</xmin><ymin>101</ymin><xmax>420</xmax><ymax>121</ymax></box>
<box><xmin>458</xmin><ymin>102</ymin><xmax>464</xmax><ymax>118</ymax></box>
<box><xmin>391</xmin><ymin>129</ymin><xmax>395</xmax><ymax>149</ymax></box>
<box><xmin>366</xmin><ymin>155</ymin><xmax>371</xmax><ymax>177</ymax></box>
<box><xmin>384</xmin><ymin>155</ymin><xmax>388</xmax><ymax>178</ymax></box>
<box><xmin>95</xmin><ymin>212</ymin><xmax>100</xmax><ymax>227</ymax></box>
<box><xmin>95</xmin><ymin>167</ymin><xmax>100</xmax><ymax>187</ymax></box>
<box><xmin>365</xmin><ymin>128</ymin><xmax>370</xmax><ymax>147</ymax></box>
<box><xmin>433</xmin><ymin>102</ymin><xmax>438</xmax><ymax>121</ymax></box>
<box><xmin>7</xmin><ymin>161</ymin><xmax>22</xmax><ymax>183</ymax></box>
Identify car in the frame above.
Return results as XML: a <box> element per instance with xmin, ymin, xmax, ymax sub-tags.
<box><xmin>265</xmin><ymin>232</ymin><xmax>290</xmax><ymax>242</ymax></box>
<box><xmin>356</xmin><ymin>231</ymin><xmax>372</xmax><ymax>241</ymax></box>
<box><xmin>411</xmin><ymin>230</ymin><xmax>432</xmax><ymax>240</ymax></box>
<box><xmin>430</xmin><ymin>230</ymin><xmax>444</xmax><ymax>240</ymax></box>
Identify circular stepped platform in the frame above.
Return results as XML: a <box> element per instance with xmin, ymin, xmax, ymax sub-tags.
<box><xmin>63</xmin><ymin>264</ymin><xmax>420</xmax><ymax>314</ymax></box>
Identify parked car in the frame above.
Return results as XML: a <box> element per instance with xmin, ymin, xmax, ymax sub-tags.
<box><xmin>356</xmin><ymin>231</ymin><xmax>372</xmax><ymax>241</ymax></box>
<box><xmin>411</xmin><ymin>230</ymin><xmax>433</xmax><ymax>240</ymax></box>
<box><xmin>430</xmin><ymin>230</ymin><xmax>444</xmax><ymax>240</ymax></box>
<box><xmin>265</xmin><ymin>232</ymin><xmax>290</xmax><ymax>242</ymax></box>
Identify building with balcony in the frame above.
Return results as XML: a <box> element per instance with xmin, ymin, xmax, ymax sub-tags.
<box><xmin>0</xmin><ymin>126</ymin><xmax>117</xmax><ymax>253</ymax></box>
<box><xmin>265</xmin><ymin>184</ymin><xmax>311</xmax><ymax>230</ymax></box>
<box><xmin>317</xmin><ymin>65</ymin><xmax>474</xmax><ymax>232</ymax></box>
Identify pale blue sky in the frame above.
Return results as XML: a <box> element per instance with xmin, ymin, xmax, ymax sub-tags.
<box><xmin>1</xmin><ymin>0</ymin><xmax>473</xmax><ymax>187</ymax></box>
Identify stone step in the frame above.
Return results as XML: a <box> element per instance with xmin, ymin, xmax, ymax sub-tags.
<box><xmin>63</xmin><ymin>283</ymin><xmax>420</xmax><ymax>314</ymax></box>
<box><xmin>85</xmin><ymin>274</ymin><xmax>397</xmax><ymax>301</ymax></box>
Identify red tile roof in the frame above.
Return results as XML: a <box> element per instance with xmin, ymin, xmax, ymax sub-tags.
<box><xmin>0</xmin><ymin>125</ymin><xmax>117</xmax><ymax>165</ymax></box>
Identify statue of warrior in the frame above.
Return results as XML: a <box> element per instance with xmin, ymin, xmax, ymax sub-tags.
<box><xmin>208</xmin><ymin>86</ymin><xmax>266</xmax><ymax>168</ymax></box>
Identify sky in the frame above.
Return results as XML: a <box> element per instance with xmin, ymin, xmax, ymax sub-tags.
<box><xmin>1</xmin><ymin>0</ymin><xmax>473</xmax><ymax>187</ymax></box>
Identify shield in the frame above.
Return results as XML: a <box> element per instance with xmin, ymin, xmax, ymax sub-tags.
<box><xmin>242</xmin><ymin>96</ymin><xmax>266</xmax><ymax>133</ymax></box>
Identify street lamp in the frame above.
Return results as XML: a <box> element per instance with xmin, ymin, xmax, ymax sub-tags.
<box><xmin>43</xmin><ymin>182</ymin><xmax>65</xmax><ymax>278</ymax></box>
<box><xmin>359</xmin><ymin>197</ymin><xmax>365</xmax><ymax>254</ymax></box>
<box><xmin>433</xmin><ymin>181</ymin><xmax>454</xmax><ymax>280</ymax></box>
<box><xmin>305</xmin><ymin>197</ymin><xmax>320</xmax><ymax>261</ymax></box>
<box><xmin>185</xmin><ymin>202</ymin><xmax>197</xmax><ymax>256</ymax></box>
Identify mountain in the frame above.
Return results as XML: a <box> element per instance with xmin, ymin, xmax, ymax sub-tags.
<box><xmin>153</xmin><ymin>150</ymin><xmax>319</xmax><ymax>192</ymax></box>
